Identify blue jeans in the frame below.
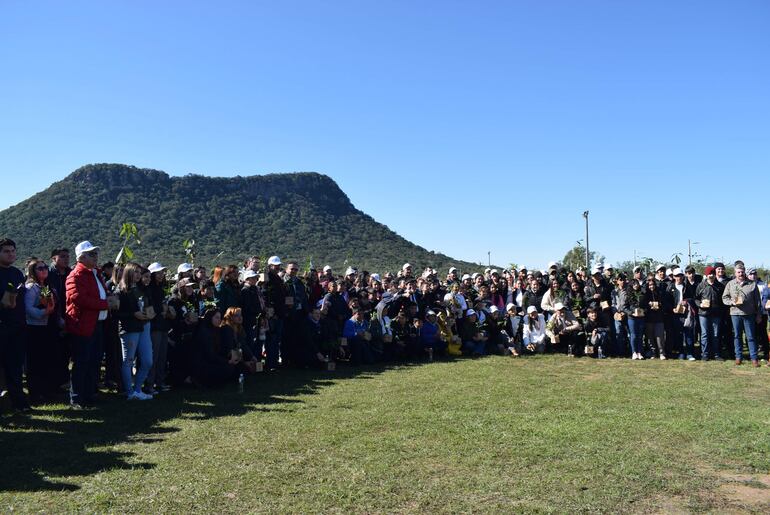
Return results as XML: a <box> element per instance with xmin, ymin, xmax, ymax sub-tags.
<box><xmin>731</xmin><ymin>314</ymin><xmax>758</xmax><ymax>361</ymax></box>
<box><xmin>70</xmin><ymin>321</ymin><xmax>103</xmax><ymax>406</ymax></box>
<box><xmin>699</xmin><ymin>315</ymin><xmax>720</xmax><ymax>360</ymax></box>
<box><xmin>614</xmin><ymin>319</ymin><xmax>629</xmax><ymax>357</ymax></box>
<box><xmin>120</xmin><ymin>323</ymin><xmax>153</xmax><ymax>394</ymax></box>
<box><xmin>628</xmin><ymin>317</ymin><xmax>645</xmax><ymax>355</ymax></box>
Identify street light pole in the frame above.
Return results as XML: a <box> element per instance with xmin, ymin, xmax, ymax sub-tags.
<box><xmin>583</xmin><ymin>210</ymin><xmax>590</xmax><ymax>270</ymax></box>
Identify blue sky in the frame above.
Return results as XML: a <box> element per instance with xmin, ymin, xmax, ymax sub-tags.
<box><xmin>1</xmin><ymin>1</ymin><xmax>768</xmax><ymax>270</ymax></box>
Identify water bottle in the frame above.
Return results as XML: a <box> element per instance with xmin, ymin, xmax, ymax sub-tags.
<box><xmin>237</xmin><ymin>373</ymin><xmax>244</xmax><ymax>393</ymax></box>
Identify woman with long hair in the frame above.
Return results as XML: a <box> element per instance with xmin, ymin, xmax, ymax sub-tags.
<box><xmin>24</xmin><ymin>258</ymin><xmax>59</xmax><ymax>401</ymax></box>
<box><xmin>145</xmin><ymin>263</ymin><xmax>174</xmax><ymax>394</ymax></box>
<box><xmin>116</xmin><ymin>262</ymin><xmax>154</xmax><ymax>400</ymax></box>
<box><xmin>215</xmin><ymin>264</ymin><xmax>241</xmax><ymax>312</ymax></box>
<box><xmin>221</xmin><ymin>307</ymin><xmax>259</xmax><ymax>372</ymax></box>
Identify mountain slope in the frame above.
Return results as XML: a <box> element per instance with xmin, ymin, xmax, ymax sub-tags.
<box><xmin>0</xmin><ymin>164</ymin><xmax>481</xmax><ymax>273</ymax></box>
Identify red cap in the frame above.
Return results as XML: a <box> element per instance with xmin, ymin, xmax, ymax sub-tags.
<box><xmin>704</xmin><ymin>266</ymin><xmax>715</xmax><ymax>276</ymax></box>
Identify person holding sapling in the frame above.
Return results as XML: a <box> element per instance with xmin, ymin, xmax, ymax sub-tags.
<box><xmin>625</xmin><ymin>278</ymin><xmax>648</xmax><ymax>360</ymax></box>
<box><xmin>584</xmin><ymin>265</ymin><xmax>615</xmax><ymax>353</ymax></box>
<box><xmin>220</xmin><ymin>307</ymin><xmax>260</xmax><ymax>374</ymax></box>
<box><xmin>24</xmin><ymin>258</ymin><xmax>60</xmax><ymax>402</ymax></box>
<box><xmin>166</xmin><ymin>277</ymin><xmax>199</xmax><ymax>385</ymax></box>
<box><xmin>695</xmin><ymin>266</ymin><xmax>725</xmax><ymax>361</ymax></box>
<box><xmin>722</xmin><ymin>263</ymin><xmax>763</xmax><ymax>366</ymax></box>
<box><xmin>643</xmin><ymin>275</ymin><xmax>667</xmax><ymax>359</ymax></box>
<box><xmin>540</xmin><ymin>278</ymin><xmax>565</xmax><ymax>319</ymax></box>
<box><xmin>116</xmin><ymin>263</ymin><xmax>154</xmax><ymax>400</ymax></box>
<box><xmin>0</xmin><ymin>239</ymin><xmax>31</xmax><ymax>412</ymax></box>
<box><xmin>611</xmin><ymin>273</ymin><xmax>631</xmax><ymax>358</ymax></box>
<box><xmin>583</xmin><ymin>307</ymin><xmax>610</xmax><ymax>359</ymax></box>
<box><xmin>145</xmin><ymin>262</ymin><xmax>174</xmax><ymax>394</ymax></box>
<box><xmin>667</xmin><ymin>268</ymin><xmax>696</xmax><ymax>360</ymax></box>
<box><xmin>565</xmin><ymin>279</ymin><xmax>587</xmax><ymax>321</ymax></box>
<box><xmin>545</xmin><ymin>302</ymin><xmax>580</xmax><ymax>356</ymax></box>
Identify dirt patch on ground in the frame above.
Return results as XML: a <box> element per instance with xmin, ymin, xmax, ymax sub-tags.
<box><xmin>716</xmin><ymin>472</ymin><xmax>770</xmax><ymax>510</ymax></box>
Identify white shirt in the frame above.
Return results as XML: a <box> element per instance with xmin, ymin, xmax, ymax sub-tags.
<box><xmin>93</xmin><ymin>268</ymin><xmax>108</xmax><ymax>321</ymax></box>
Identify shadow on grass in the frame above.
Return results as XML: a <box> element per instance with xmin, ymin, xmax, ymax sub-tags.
<box><xmin>0</xmin><ymin>358</ymin><xmax>445</xmax><ymax>492</ymax></box>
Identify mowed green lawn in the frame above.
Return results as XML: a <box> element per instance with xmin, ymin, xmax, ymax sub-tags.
<box><xmin>2</xmin><ymin>356</ymin><xmax>770</xmax><ymax>513</ymax></box>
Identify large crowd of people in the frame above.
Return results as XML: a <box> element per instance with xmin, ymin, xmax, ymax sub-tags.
<box><xmin>1</xmin><ymin>237</ymin><xmax>768</xmax><ymax>413</ymax></box>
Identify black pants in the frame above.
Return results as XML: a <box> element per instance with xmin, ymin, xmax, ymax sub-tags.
<box><xmin>70</xmin><ymin>322</ymin><xmax>103</xmax><ymax>406</ymax></box>
<box><xmin>0</xmin><ymin>323</ymin><xmax>28</xmax><ymax>409</ymax></box>
<box><xmin>26</xmin><ymin>324</ymin><xmax>60</xmax><ymax>398</ymax></box>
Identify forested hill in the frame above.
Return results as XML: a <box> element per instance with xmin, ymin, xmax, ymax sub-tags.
<box><xmin>0</xmin><ymin>164</ymin><xmax>481</xmax><ymax>273</ymax></box>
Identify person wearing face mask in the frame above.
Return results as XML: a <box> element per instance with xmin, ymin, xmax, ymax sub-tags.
<box><xmin>722</xmin><ymin>263</ymin><xmax>763</xmax><ymax>366</ymax></box>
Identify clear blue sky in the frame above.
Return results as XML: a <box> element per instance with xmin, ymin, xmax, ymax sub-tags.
<box><xmin>1</xmin><ymin>1</ymin><xmax>768</xmax><ymax>271</ymax></box>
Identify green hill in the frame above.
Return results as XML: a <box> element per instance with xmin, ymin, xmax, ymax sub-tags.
<box><xmin>0</xmin><ymin>163</ymin><xmax>481</xmax><ymax>273</ymax></box>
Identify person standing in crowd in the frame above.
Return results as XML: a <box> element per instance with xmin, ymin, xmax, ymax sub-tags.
<box><xmin>626</xmin><ymin>277</ymin><xmax>647</xmax><ymax>360</ymax></box>
<box><xmin>714</xmin><ymin>261</ymin><xmax>732</xmax><ymax>360</ymax></box>
<box><xmin>0</xmin><ymin>239</ymin><xmax>30</xmax><ymax>412</ymax></box>
<box><xmin>695</xmin><ymin>266</ymin><xmax>724</xmax><ymax>361</ymax></box>
<box><xmin>66</xmin><ymin>241</ymin><xmax>115</xmax><ymax>409</ymax></box>
<box><xmin>146</xmin><ymin>262</ymin><xmax>174</xmax><ymax>393</ymax></box>
<box><xmin>748</xmin><ymin>268</ymin><xmax>768</xmax><ymax>360</ymax></box>
<box><xmin>668</xmin><ymin>268</ymin><xmax>696</xmax><ymax>360</ymax></box>
<box><xmin>215</xmin><ymin>265</ymin><xmax>241</xmax><ymax>313</ymax></box>
<box><xmin>265</xmin><ymin>256</ymin><xmax>288</xmax><ymax>370</ymax></box>
<box><xmin>283</xmin><ymin>261</ymin><xmax>309</xmax><ymax>366</ymax></box>
<box><xmin>240</xmin><ymin>269</ymin><xmax>263</xmax><ymax>360</ymax></box>
<box><xmin>116</xmin><ymin>263</ymin><xmax>154</xmax><ymax>400</ymax></box>
<box><xmin>24</xmin><ymin>258</ymin><xmax>59</xmax><ymax>402</ymax></box>
<box><xmin>722</xmin><ymin>263</ymin><xmax>763</xmax><ymax>366</ymax></box>
<box><xmin>48</xmin><ymin>247</ymin><xmax>71</xmax><ymax>387</ymax></box>
<box><xmin>644</xmin><ymin>275</ymin><xmax>667</xmax><ymax>359</ymax></box>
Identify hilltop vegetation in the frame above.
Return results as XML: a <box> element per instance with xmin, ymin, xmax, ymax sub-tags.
<box><xmin>0</xmin><ymin>164</ymin><xmax>480</xmax><ymax>273</ymax></box>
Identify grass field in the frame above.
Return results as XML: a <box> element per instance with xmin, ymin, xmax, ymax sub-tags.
<box><xmin>2</xmin><ymin>356</ymin><xmax>770</xmax><ymax>513</ymax></box>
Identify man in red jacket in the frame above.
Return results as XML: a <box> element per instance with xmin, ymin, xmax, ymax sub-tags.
<box><xmin>66</xmin><ymin>241</ymin><xmax>116</xmax><ymax>409</ymax></box>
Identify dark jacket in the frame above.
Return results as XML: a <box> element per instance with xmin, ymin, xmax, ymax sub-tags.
<box><xmin>117</xmin><ymin>286</ymin><xmax>150</xmax><ymax>334</ymax></box>
<box><xmin>266</xmin><ymin>271</ymin><xmax>289</xmax><ymax>318</ymax></box>
<box><xmin>215</xmin><ymin>280</ymin><xmax>241</xmax><ymax>313</ymax></box>
<box><xmin>584</xmin><ymin>278</ymin><xmax>613</xmax><ymax>311</ymax></box>
<box><xmin>694</xmin><ymin>279</ymin><xmax>725</xmax><ymax>316</ymax></box>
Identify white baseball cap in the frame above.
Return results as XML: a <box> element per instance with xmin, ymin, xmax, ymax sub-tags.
<box><xmin>371</xmin><ymin>273</ymin><xmax>381</xmax><ymax>283</ymax></box>
<box><xmin>547</xmin><ymin>261</ymin><xmax>557</xmax><ymax>269</ymax></box>
<box><xmin>591</xmin><ymin>266</ymin><xmax>602</xmax><ymax>275</ymax></box>
<box><xmin>554</xmin><ymin>302</ymin><xmax>565</xmax><ymax>311</ymax></box>
<box><xmin>526</xmin><ymin>305</ymin><xmax>538</xmax><ymax>314</ymax></box>
<box><xmin>345</xmin><ymin>267</ymin><xmax>356</xmax><ymax>276</ymax></box>
<box><xmin>461</xmin><ymin>274</ymin><xmax>471</xmax><ymax>281</ymax></box>
<box><xmin>672</xmin><ymin>267</ymin><xmax>684</xmax><ymax>276</ymax></box>
<box><xmin>177</xmin><ymin>263</ymin><xmax>193</xmax><ymax>274</ymax></box>
<box><xmin>402</xmin><ymin>263</ymin><xmax>412</xmax><ymax>270</ymax></box>
<box><xmin>506</xmin><ymin>303</ymin><xmax>517</xmax><ymax>312</ymax></box>
<box><xmin>323</xmin><ymin>265</ymin><xmax>332</xmax><ymax>272</ymax></box>
<box><xmin>148</xmin><ymin>262</ymin><xmax>167</xmax><ymax>274</ymax></box>
<box><xmin>267</xmin><ymin>256</ymin><xmax>282</xmax><ymax>266</ymax></box>
<box><xmin>75</xmin><ymin>241</ymin><xmax>99</xmax><ymax>259</ymax></box>
<box><xmin>489</xmin><ymin>305</ymin><xmax>499</xmax><ymax>313</ymax></box>
<box><xmin>466</xmin><ymin>309</ymin><xmax>477</xmax><ymax>316</ymax></box>
<box><xmin>449</xmin><ymin>267</ymin><xmax>458</xmax><ymax>273</ymax></box>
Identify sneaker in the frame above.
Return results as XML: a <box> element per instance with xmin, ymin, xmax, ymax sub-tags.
<box><xmin>678</xmin><ymin>353</ymin><xmax>685</xmax><ymax>360</ymax></box>
<box><xmin>660</xmin><ymin>355</ymin><xmax>667</xmax><ymax>360</ymax></box>
<box><xmin>687</xmin><ymin>354</ymin><xmax>696</xmax><ymax>361</ymax></box>
<box><xmin>637</xmin><ymin>353</ymin><xmax>644</xmax><ymax>360</ymax></box>
<box><xmin>160</xmin><ymin>384</ymin><xmax>172</xmax><ymax>392</ymax></box>
<box><xmin>631</xmin><ymin>353</ymin><xmax>638</xmax><ymax>360</ymax></box>
<box><xmin>133</xmin><ymin>391</ymin><xmax>153</xmax><ymax>400</ymax></box>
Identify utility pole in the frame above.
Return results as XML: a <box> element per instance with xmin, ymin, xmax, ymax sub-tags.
<box><xmin>583</xmin><ymin>211</ymin><xmax>590</xmax><ymax>270</ymax></box>
<box><xmin>487</xmin><ymin>251</ymin><xmax>491</xmax><ymax>267</ymax></box>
